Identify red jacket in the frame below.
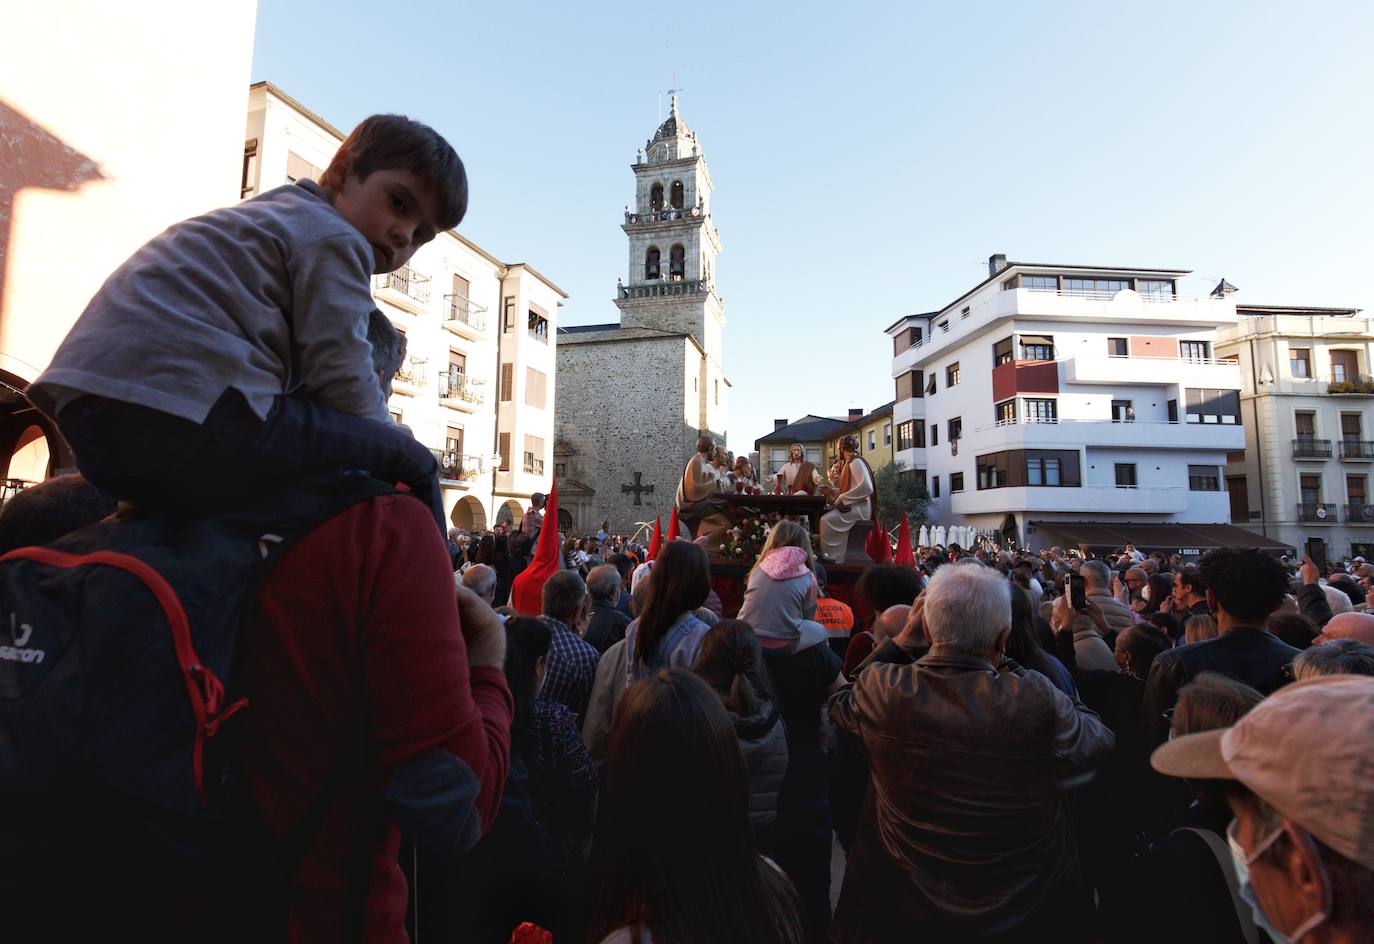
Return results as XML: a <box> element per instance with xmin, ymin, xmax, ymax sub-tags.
<box><xmin>244</xmin><ymin>494</ymin><xmax>513</xmax><ymax>942</ymax></box>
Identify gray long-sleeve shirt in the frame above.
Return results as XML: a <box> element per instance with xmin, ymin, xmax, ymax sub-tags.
<box><xmin>29</xmin><ymin>180</ymin><xmax>388</xmax><ymax>426</ymax></box>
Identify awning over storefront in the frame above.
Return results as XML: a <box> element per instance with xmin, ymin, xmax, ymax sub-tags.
<box><xmin>1029</xmin><ymin>521</ymin><xmax>1296</xmax><ymax>559</ymax></box>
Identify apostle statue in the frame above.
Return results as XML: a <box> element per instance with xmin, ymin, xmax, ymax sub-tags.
<box><xmin>820</xmin><ymin>435</ymin><xmax>876</xmax><ymax>562</ymax></box>
<box><xmin>676</xmin><ymin>434</ymin><xmax>731</xmax><ymax>543</ymax></box>
<box><xmin>773</xmin><ymin>443</ymin><xmax>822</xmax><ymax>495</ymax></box>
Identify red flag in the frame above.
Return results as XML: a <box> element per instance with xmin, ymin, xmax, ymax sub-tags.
<box><xmin>866</xmin><ymin>517</ymin><xmax>892</xmax><ymax>563</ymax></box>
<box><xmin>667</xmin><ymin>504</ymin><xmax>681</xmax><ymax>542</ymax></box>
<box><xmin>647</xmin><ymin>515</ymin><xmax>663</xmax><ymax>561</ymax></box>
<box><xmin>511</xmin><ymin>481</ymin><xmax>561</xmax><ymax>616</ymax></box>
<box><xmin>894</xmin><ymin>513</ymin><xmax>916</xmax><ymax>568</ymax></box>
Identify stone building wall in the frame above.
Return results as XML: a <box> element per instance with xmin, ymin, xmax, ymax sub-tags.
<box><xmin>556</xmin><ymin>333</ymin><xmax>697</xmax><ymax>532</ymax></box>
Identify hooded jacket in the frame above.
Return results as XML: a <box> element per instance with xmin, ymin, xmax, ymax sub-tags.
<box><xmin>737</xmin><ymin>547</ymin><xmax>819</xmax><ymax>645</ymax></box>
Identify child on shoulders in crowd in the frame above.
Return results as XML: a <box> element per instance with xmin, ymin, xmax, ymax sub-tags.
<box><xmin>27</xmin><ymin>114</ymin><xmax>467</xmax><ymax>531</ymax></box>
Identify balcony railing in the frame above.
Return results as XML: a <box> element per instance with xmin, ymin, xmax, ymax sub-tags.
<box><xmin>903</xmin><ymin>288</ymin><xmax>1219</xmax><ymax>357</ymax></box>
<box><xmin>625</xmin><ymin>204</ymin><xmax>705</xmax><ymax>224</ymax></box>
<box><xmin>1339</xmin><ymin>440</ymin><xmax>1374</xmax><ymax>460</ymax></box>
<box><xmin>435</xmin><ymin>451</ymin><xmax>485</xmax><ymax>484</ymax></box>
<box><xmin>393</xmin><ymin>358</ymin><xmax>427</xmax><ymax>390</ymax></box>
<box><xmin>1293</xmin><ymin>438</ymin><xmax>1333</xmax><ymax>459</ymax></box>
<box><xmin>1297</xmin><ymin>503</ymin><xmax>1338</xmax><ymax>522</ymax></box>
<box><xmin>1326</xmin><ymin>375</ymin><xmax>1374</xmax><ymax>395</ymax></box>
<box><xmin>1346</xmin><ymin>503</ymin><xmax>1374</xmax><ymax>523</ymax></box>
<box><xmin>1102</xmin><ymin>353</ymin><xmax>1238</xmax><ymax>368</ymax></box>
<box><xmin>374</xmin><ymin>266</ymin><xmax>431</xmax><ymax>304</ymax></box>
<box><xmin>443</xmin><ymin>293</ymin><xmax>486</xmax><ymax>333</ymax></box>
<box><xmin>523</xmin><ymin>453</ymin><xmax>545</xmax><ymax>475</ymax></box>
<box><xmin>619</xmin><ymin>278</ymin><xmax>709</xmax><ymax>300</ymax></box>
<box><xmin>439</xmin><ymin>370</ymin><xmax>485</xmax><ymax>405</ymax></box>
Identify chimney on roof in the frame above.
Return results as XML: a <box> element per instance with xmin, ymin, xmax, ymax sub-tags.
<box><xmin>989</xmin><ymin>253</ymin><xmax>1009</xmax><ymax>278</ymax></box>
<box><xmin>774</xmin><ymin>418</ymin><xmax>787</xmax><ymax>430</ymax></box>
<box><xmin>849</xmin><ymin>407</ymin><xmax>863</xmax><ymax>421</ymax></box>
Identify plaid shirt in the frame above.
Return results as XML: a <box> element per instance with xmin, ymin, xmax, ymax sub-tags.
<box><xmin>539</xmin><ymin>617</ymin><xmax>600</xmax><ymax>721</ymax></box>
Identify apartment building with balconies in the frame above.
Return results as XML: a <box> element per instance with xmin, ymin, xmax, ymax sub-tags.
<box><xmin>1216</xmin><ymin>306</ymin><xmax>1374</xmax><ymax>561</ymax></box>
<box><xmin>244</xmin><ymin>82</ymin><xmax>564</xmax><ymax>532</ymax></box>
<box><xmin>885</xmin><ymin>254</ymin><xmax>1284</xmax><ymax>556</ymax></box>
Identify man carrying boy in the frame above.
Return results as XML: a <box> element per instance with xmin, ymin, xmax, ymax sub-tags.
<box><xmin>26</xmin><ymin>113</ymin><xmax>467</xmax><ymax>531</ymax></box>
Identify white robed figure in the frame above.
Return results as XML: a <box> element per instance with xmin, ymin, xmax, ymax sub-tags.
<box><xmin>819</xmin><ymin>434</ymin><xmax>875</xmax><ymax>563</ymax></box>
<box><xmin>675</xmin><ymin>433</ymin><xmax>731</xmax><ymax>544</ymax></box>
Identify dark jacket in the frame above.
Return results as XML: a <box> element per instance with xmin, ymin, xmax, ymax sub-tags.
<box><xmin>732</xmin><ymin>701</ymin><xmax>788</xmax><ymax>851</ymax></box>
<box><xmin>1297</xmin><ymin>582</ymin><xmax>1334</xmax><ymax>629</ymax></box>
<box><xmin>1142</xmin><ymin>626</ymin><xmax>1299</xmax><ymax>745</ymax></box>
<box><xmin>583</xmin><ymin>599</ymin><xmax>631</xmax><ymax>654</ymax></box>
<box><xmin>828</xmin><ymin>645</ymin><xmax>1113</xmax><ymax>942</ymax></box>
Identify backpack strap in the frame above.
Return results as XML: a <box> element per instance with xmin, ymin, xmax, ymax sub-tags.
<box><xmin>0</xmin><ymin>545</ymin><xmax>242</xmax><ymax>801</ymax></box>
<box><xmin>658</xmin><ymin>614</ymin><xmax>700</xmax><ymax>667</ymax></box>
<box><xmin>1172</xmin><ymin>827</ymin><xmax>1259</xmax><ymax>944</ymax></box>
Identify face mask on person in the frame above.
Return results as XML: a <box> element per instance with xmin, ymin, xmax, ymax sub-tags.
<box><xmin>1141</xmin><ymin>585</ymin><xmax>1152</xmax><ymax>603</ymax></box>
<box><xmin>1226</xmin><ymin>818</ymin><xmax>1330</xmax><ymax>943</ymax></box>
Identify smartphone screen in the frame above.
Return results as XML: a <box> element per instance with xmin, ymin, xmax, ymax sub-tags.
<box><xmin>1069</xmin><ymin>574</ymin><xmax>1087</xmax><ymax>611</ymax></box>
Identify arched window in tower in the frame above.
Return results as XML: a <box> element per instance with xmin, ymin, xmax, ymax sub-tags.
<box><xmin>670</xmin><ymin>180</ymin><xmax>684</xmax><ymax>210</ymax></box>
<box><xmin>650</xmin><ymin>183</ymin><xmax>664</xmax><ymax>212</ymax></box>
<box><xmin>669</xmin><ymin>244</ymin><xmax>685</xmax><ymax>280</ymax></box>
<box><xmin>645</xmin><ymin>246</ymin><xmax>661</xmax><ymax>280</ymax></box>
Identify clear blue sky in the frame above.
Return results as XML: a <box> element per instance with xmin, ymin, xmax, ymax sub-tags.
<box><xmin>252</xmin><ymin>0</ymin><xmax>1374</xmax><ymax>451</ymax></box>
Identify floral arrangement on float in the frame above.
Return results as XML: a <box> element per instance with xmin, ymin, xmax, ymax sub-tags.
<box><xmin>720</xmin><ymin>516</ymin><xmax>771</xmax><ymax>564</ymax></box>
<box><xmin>719</xmin><ymin>514</ymin><xmax>833</xmax><ymax>566</ymax></box>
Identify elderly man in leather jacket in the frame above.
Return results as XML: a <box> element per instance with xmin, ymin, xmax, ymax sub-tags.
<box><xmin>829</xmin><ymin>560</ymin><xmax>1113</xmax><ymax>944</ymax></box>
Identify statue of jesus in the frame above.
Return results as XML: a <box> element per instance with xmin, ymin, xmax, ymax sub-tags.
<box><xmin>819</xmin><ymin>435</ymin><xmax>875</xmax><ymax>562</ymax></box>
<box><xmin>774</xmin><ymin>443</ymin><xmax>821</xmax><ymax>495</ymax></box>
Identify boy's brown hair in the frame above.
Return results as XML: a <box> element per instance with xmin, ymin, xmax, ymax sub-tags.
<box><xmin>331</xmin><ymin>114</ymin><xmax>468</xmax><ymax>230</ymax></box>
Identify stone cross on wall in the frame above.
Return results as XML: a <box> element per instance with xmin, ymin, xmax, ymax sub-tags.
<box><xmin>622</xmin><ymin>472</ymin><xmax>654</xmax><ymax>506</ymax></box>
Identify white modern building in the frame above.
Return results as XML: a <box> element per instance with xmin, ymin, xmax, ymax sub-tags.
<box><xmin>244</xmin><ymin>82</ymin><xmax>564</xmax><ymax>532</ymax></box>
<box><xmin>887</xmin><ymin>254</ymin><xmax>1289</xmax><ymax>556</ymax></box>
<box><xmin>1217</xmin><ymin>305</ymin><xmax>1374</xmax><ymax>561</ymax></box>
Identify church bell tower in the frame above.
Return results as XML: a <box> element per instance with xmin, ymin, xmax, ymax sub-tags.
<box><xmin>615</xmin><ymin>96</ymin><xmax>726</xmax><ymax>364</ymax></box>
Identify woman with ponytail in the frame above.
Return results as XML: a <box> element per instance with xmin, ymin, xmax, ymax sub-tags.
<box><xmin>693</xmin><ymin>619</ymin><xmax>790</xmax><ymax>852</ymax></box>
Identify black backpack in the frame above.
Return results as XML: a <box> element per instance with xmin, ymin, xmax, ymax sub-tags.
<box><xmin>0</xmin><ymin>471</ymin><xmax>398</xmax><ymax>943</ymax></box>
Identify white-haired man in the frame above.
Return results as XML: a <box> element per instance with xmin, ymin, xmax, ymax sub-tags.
<box><xmin>829</xmin><ymin>561</ymin><xmax>1113</xmax><ymax>942</ymax></box>
<box><xmin>460</xmin><ymin>563</ymin><xmax>497</xmax><ymax>607</ymax></box>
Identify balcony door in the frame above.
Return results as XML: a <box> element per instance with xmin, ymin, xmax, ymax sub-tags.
<box><xmin>1300</xmin><ymin>474</ymin><xmax>1322</xmax><ymax>514</ymax></box>
<box><xmin>1350</xmin><ymin>475</ymin><xmax>1368</xmax><ymax>519</ymax></box>
<box><xmin>1332</xmin><ymin>350</ymin><xmax>1358</xmax><ymax>383</ymax></box>
<box><xmin>1342</xmin><ymin>413</ymin><xmax>1362</xmax><ymax>450</ymax></box>
<box><xmin>1295</xmin><ymin>412</ymin><xmax>1316</xmax><ymax>442</ymax></box>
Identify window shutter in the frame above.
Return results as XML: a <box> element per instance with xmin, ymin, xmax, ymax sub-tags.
<box><xmin>498</xmin><ymin>433</ymin><xmax>511</xmax><ymax>470</ymax></box>
<box><xmin>501</xmin><ymin>363</ymin><xmax>514</xmax><ymax>401</ymax></box>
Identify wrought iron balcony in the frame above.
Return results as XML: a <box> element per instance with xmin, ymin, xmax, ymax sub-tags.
<box><xmin>439</xmin><ymin>370</ymin><xmax>485</xmax><ymax>407</ymax></box>
<box><xmin>443</xmin><ymin>294</ymin><xmax>486</xmax><ymax>335</ymax></box>
<box><xmin>1346</xmin><ymin>503</ymin><xmax>1374</xmax><ymax>523</ymax></box>
<box><xmin>1297</xmin><ymin>503</ymin><xmax>1338</xmax><ymax>522</ymax></box>
<box><xmin>1292</xmin><ymin>438</ymin><xmax>1332</xmax><ymax>459</ymax></box>
<box><xmin>374</xmin><ymin>266</ymin><xmax>431</xmax><ymax>305</ymax></box>
<box><xmin>1339</xmin><ymin>439</ymin><xmax>1374</xmax><ymax>460</ymax></box>
<box><xmin>392</xmin><ymin>357</ymin><xmax>427</xmax><ymax>392</ymax></box>
<box><xmin>523</xmin><ymin>453</ymin><xmax>545</xmax><ymax>475</ymax></box>
<box><xmin>435</xmin><ymin>451</ymin><xmax>485</xmax><ymax>484</ymax></box>
<box><xmin>1326</xmin><ymin>375</ymin><xmax>1374</xmax><ymax>395</ymax></box>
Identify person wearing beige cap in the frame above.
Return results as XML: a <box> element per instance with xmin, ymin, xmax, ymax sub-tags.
<box><xmin>1151</xmin><ymin>675</ymin><xmax>1374</xmax><ymax>942</ymax></box>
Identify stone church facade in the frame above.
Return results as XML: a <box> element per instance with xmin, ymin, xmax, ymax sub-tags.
<box><xmin>555</xmin><ymin>97</ymin><xmax>729</xmax><ymax>534</ymax></box>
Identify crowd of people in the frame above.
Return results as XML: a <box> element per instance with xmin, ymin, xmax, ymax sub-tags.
<box><xmin>6</xmin><ymin>104</ymin><xmax>1373</xmax><ymax>944</ymax></box>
